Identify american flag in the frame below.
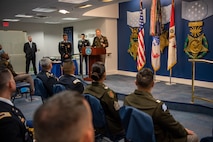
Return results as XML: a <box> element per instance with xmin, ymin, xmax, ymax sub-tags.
<box><xmin>137</xmin><ymin>0</ymin><xmax>146</xmax><ymax>71</ymax></box>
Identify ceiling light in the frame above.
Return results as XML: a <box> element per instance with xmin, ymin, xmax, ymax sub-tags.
<box><xmin>3</xmin><ymin>19</ymin><xmax>20</xmax><ymax>22</ymax></box>
<box><xmin>45</xmin><ymin>21</ymin><xmax>60</xmax><ymax>24</ymax></box>
<box><xmin>102</xmin><ymin>0</ymin><xmax>113</xmax><ymax>2</ymax></box>
<box><xmin>15</xmin><ymin>14</ymin><xmax>33</xmax><ymax>18</ymax></box>
<box><xmin>32</xmin><ymin>8</ymin><xmax>57</xmax><ymax>13</ymax></box>
<box><xmin>58</xmin><ymin>0</ymin><xmax>88</xmax><ymax>4</ymax></box>
<box><xmin>62</xmin><ymin>17</ymin><xmax>79</xmax><ymax>20</ymax></box>
<box><xmin>59</xmin><ymin>9</ymin><xmax>70</xmax><ymax>14</ymax></box>
<box><xmin>79</xmin><ymin>4</ymin><xmax>92</xmax><ymax>9</ymax></box>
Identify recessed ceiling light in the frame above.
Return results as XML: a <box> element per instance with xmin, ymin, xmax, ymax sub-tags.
<box><xmin>102</xmin><ymin>0</ymin><xmax>113</xmax><ymax>2</ymax></box>
<box><xmin>62</xmin><ymin>17</ymin><xmax>79</xmax><ymax>20</ymax></box>
<box><xmin>45</xmin><ymin>21</ymin><xmax>60</xmax><ymax>24</ymax></box>
<box><xmin>3</xmin><ymin>19</ymin><xmax>20</xmax><ymax>22</ymax></box>
<box><xmin>58</xmin><ymin>0</ymin><xmax>88</xmax><ymax>4</ymax></box>
<box><xmin>15</xmin><ymin>14</ymin><xmax>33</xmax><ymax>18</ymax></box>
<box><xmin>79</xmin><ymin>4</ymin><xmax>92</xmax><ymax>9</ymax></box>
<box><xmin>32</xmin><ymin>8</ymin><xmax>57</xmax><ymax>13</ymax></box>
<box><xmin>59</xmin><ymin>9</ymin><xmax>70</xmax><ymax>14</ymax></box>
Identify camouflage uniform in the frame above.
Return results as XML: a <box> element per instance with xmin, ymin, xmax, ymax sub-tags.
<box><xmin>124</xmin><ymin>90</ymin><xmax>188</xmax><ymax>142</ymax></box>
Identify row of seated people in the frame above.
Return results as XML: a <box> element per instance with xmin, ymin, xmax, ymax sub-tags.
<box><xmin>35</xmin><ymin>57</ymin><xmax>85</xmax><ymax>102</ymax></box>
<box><xmin>83</xmin><ymin>62</ymin><xmax>199</xmax><ymax>142</ymax></box>
<box><xmin>37</xmin><ymin>60</ymin><xmax>200</xmax><ymax>142</ymax></box>
<box><xmin>0</xmin><ymin>53</ymin><xmax>203</xmax><ymax>142</ymax></box>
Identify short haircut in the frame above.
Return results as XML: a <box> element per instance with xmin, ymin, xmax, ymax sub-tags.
<box><xmin>62</xmin><ymin>59</ymin><xmax>74</xmax><ymax>74</ymax></box>
<box><xmin>63</xmin><ymin>33</ymin><xmax>68</xmax><ymax>37</ymax></box>
<box><xmin>34</xmin><ymin>91</ymin><xmax>88</xmax><ymax>142</ymax></box>
<box><xmin>91</xmin><ymin>61</ymin><xmax>105</xmax><ymax>81</ymax></box>
<box><xmin>0</xmin><ymin>68</ymin><xmax>12</xmax><ymax>91</ymax></box>
<box><xmin>81</xmin><ymin>33</ymin><xmax>85</xmax><ymax>36</ymax></box>
<box><xmin>40</xmin><ymin>58</ymin><xmax>52</xmax><ymax>70</ymax></box>
<box><xmin>136</xmin><ymin>68</ymin><xmax>154</xmax><ymax>88</ymax></box>
<box><xmin>95</xmin><ymin>28</ymin><xmax>101</xmax><ymax>32</ymax></box>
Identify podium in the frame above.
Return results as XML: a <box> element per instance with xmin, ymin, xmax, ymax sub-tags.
<box><xmin>82</xmin><ymin>47</ymin><xmax>106</xmax><ymax>81</ymax></box>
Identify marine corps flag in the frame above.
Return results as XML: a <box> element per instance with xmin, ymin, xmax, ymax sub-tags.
<box><xmin>167</xmin><ymin>0</ymin><xmax>177</xmax><ymax>70</ymax></box>
<box><xmin>137</xmin><ymin>0</ymin><xmax>146</xmax><ymax>71</ymax></box>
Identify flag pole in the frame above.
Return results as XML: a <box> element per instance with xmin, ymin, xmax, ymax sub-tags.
<box><xmin>154</xmin><ymin>71</ymin><xmax>160</xmax><ymax>83</ymax></box>
<box><xmin>166</xmin><ymin>68</ymin><xmax>176</xmax><ymax>85</ymax></box>
<box><xmin>169</xmin><ymin>68</ymin><xmax>172</xmax><ymax>84</ymax></box>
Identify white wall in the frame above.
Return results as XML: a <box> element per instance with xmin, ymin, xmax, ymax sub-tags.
<box><xmin>62</xmin><ymin>18</ymin><xmax>118</xmax><ymax>73</ymax></box>
<box><xmin>0</xmin><ymin>18</ymin><xmax>118</xmax><ymax>73</ymax></box>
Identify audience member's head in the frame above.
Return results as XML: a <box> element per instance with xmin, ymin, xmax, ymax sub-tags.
<box><xmin>33</xmin><ymin>91</ymin><xmax>94</xmax><ymax>142</ymax></box>
<box><xmin>136</xmin><ymin>68</ymin><xmax>154</xmax><ymax>89</ymax></box>
<box><xmin>0</xmin><ymin>53</ymin><xmax>9</xmax><ymax>60</ymax></box>
<box><xmin>0</xmin><ymin>68</ymin><xmax>16</xmax><ymax>98</ymax></box>
<box><xmin>62</xmin><ymin>59</ymin><xmax>75</xmax><ymax>75</ymax></box>
<box><xmin>0</xmin><ymin>44</ymin><xmax>2</xmax><ymax>50</ymax></box>
<box><xmin>91</xmin><ymin>61</ymin><xmax>105</xmax><ymax>82</ymax></box>
<box><xmin>40</xmin><ymin>58</ymin><xmax>52</xmax><ymax>71</ymax></box>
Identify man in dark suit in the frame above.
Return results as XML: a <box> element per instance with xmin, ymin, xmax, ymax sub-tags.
<box><xmin>0</xmin><ymin>68</ymin><xmax>33</xmax><ymax>142</ymax></box>
<box><xmin>58</xmin><ymin>33</ymin><xmax>72</xmax><ymax>62</ymax></box>
<box><xmin>23</xmin><ymin>36</ymin><xmax>37</xmax><ymax>75</ymax></box>
<box><xmin>78</xmin><ymin>33</ymin><xmax>90</xmax><ymax>75</ymax></box>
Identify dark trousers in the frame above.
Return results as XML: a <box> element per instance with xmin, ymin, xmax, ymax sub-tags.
<box><xmin>79</xmin><ymin>55</ymin><xmax>88</xmax><ymax>75</ymax></box>
<box><xmin>26</xmin><ymin>57</ymin><xmax>37</xmax><ymax>75</ymax></box>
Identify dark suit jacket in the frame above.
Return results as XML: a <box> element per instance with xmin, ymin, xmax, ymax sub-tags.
<box><xmin>23</xmin><ymin>42</ymin><xmax>37</xmax><ymax>58</ymax></box>
<box><xmin>0</xmin><ymin>101</ymin><xmax>33</xmax><ymax>142</ymax></box>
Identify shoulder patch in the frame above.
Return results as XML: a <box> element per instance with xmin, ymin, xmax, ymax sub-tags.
<box><xmin>156</xmin><ymin>100</ymin><xmax>161</xmax><ymax>103</ymax></box>
<box><xmin>73</xmin><ymin>79</ymin><xmax>81</xmax><ymax>84</ymax></box>
<box><xmin>108</xmin><ymin>90</ymin><xmax>115</xmax><ymax>98</ymax></box>
<box><xmin>0</xmin><ymin>112</ymin><xmax>11</xmax><ymax>119</ymax></box>
<box><xmin>161</xmin><ymin>103</ymin><xmax>168</xmax><ymax>112</ymax></box>
<box><xmin>114</xmin><ymin>101</ymin><xmax>120</xmax><ymax>111</ymax></box>
<box><xmin>46</xmin><ymin>72</ymin><xmax>53</xmax><ymax>78</ymax></box>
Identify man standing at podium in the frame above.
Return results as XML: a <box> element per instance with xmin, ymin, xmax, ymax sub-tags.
<box><xmin>78</xmin><ymin>33</ymin><xmax>90</xmax><ymax>75</ymax></box>
<box><xmin>92</xmin><ymin>29</ymin><xmax>108</xmax><ymax>64</ymax></box>
<box><xmin>58</xmin><ymin>33</ymin><xmax>72</xmax><ymax>62</ymax></box>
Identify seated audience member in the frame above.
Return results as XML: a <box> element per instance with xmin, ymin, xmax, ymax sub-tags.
<box><xmin>0</xmin><ymin>53</ymin><xmax>35</xmax><ymax>95</ymax></box>
<box><xmin>0</xmin><ymin>44</ymin><xmax>5</xmax><ymax>60</ymax></box>
<box><xmin>84</xmin><ymin>61</ymin><xmax>124</xmax><ymax>138</ymax></box>
<box><xmin>58</xmin><ymin>59</ymin><xmax>84</xmax><ymax>94</ymax></box>
<box><xmin>0</xmin><ymin>68</ymin><xmax>33</xmax><ymax>142</ymax></box>
<box><xmin>37</xmin><ymin>58</ymin><xmax>58</xmax><ymax>97</ymax></box>
<box><xmin>33</xmin><ymin>90</ymin><xmax>94</xmax><ymax>142</ymax></box>
<box><xmin>124</xmin><ymin>68</ymin><xmax>199</xmax><ymax>142</ymax></box>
